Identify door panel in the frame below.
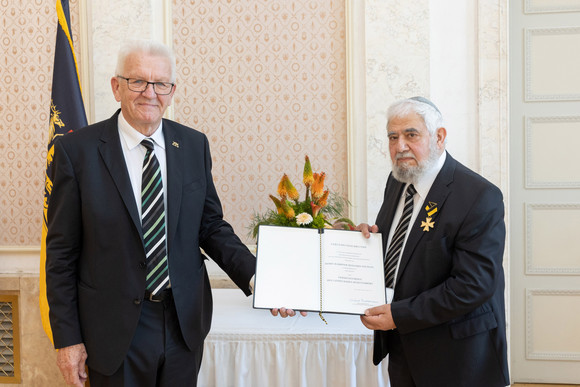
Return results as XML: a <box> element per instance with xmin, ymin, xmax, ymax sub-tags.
<box><xmin>509</xmin><ymin>2</ymin><xmax>580</xmax><ymax>383</ymax></box>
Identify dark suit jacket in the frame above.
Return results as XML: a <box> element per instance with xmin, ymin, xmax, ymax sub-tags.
<box><xmin>373</xmin><ymin>153</ymin><xmax>509</xmax><ymax>387</ymax></box>
<box><xmin>46</xmin><ymin>110</ymin><xmax>256</xmax><ymax>375</ymax></box>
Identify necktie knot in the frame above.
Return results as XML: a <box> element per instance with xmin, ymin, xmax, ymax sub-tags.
<box><xmin>406</xmin><ymin>184</ymin><xmax>417</xmax><ymax>197</ymax></box>
<box><xmin>141</xmin><ymin>138</ymin><xmax>154</xmax><ymax>152</ymax></box>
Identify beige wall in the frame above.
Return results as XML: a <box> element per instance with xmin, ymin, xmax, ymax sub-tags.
<box><xmin>0</xmin><ymin>0</ymin><xmax>348</xmax><ymax>248</ymax></box>
<box><xmin>0</xmin><ymin>0</ymin><xmax>84</xmax><ymax>247</ymax></box>
<box><xmin>171</xmin><ymin>1</ymin><xmax>348</xmax><ymax>241</ymax></box>
<box><xmin>1</xmin><ymin>1</ymin><xmax>55</xmax><ymax>247</ymax></box>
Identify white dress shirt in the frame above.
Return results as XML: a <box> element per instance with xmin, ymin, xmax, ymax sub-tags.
<box><xmin>117</xmin><ymin>112</ymin><xmax>168</xmax><ymax>219</ymax></box>
<box><xmin>386</xmin><ymin>151</ymin><xmax>447</xmax><ymax>289</ymax></box>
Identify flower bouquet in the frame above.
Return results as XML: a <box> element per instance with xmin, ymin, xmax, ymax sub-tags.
<box><xmin>249</xmin><ymin>156</ymin><xmax>355</xmax><ymax>239</ymax></box>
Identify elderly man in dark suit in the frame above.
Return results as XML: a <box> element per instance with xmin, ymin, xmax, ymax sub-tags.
<box><xmin>358</xmin><ymin>97</ymin><xmax>509</xmax><ymax>387</ymax></box>
<box><xmin>46</xmin><ymin>39</ymin><xmax>256</xmax><ymax>387</ymax></box>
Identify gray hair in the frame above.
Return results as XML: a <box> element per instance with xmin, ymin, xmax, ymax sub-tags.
<box><xmin>115</xmin><ymin>39</ymin><xmax>176</xmax><ymax>82</ymax></box>
<box><xmin>387</xmin><ymin>97</ymin><xmax>444</xmax><ymax>135</ymax></box>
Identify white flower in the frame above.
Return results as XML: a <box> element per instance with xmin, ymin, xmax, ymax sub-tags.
<box><xmin>296</xmin><ymin>212</ymin><xmax>313</xmax><ymax>226</ymax></box>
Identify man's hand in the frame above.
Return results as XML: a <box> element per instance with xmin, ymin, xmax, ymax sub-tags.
<box><xmin>270</xmin><ymin>307</ymin><xmax>308</xmax><ymax>318</ymax></box>
<box><xmin>356</xmin><ymin>223</ymin><xmax>379</xmax><ymax>238</ymax></box>
<box><xmin>56</xmin><ymin>343</ymin><xmax>88</xmax><ymax>387</ymax></box>
<box><xmin>360</xmin><ymin>304</ymin><xmax>396</xmax><ymax>331</ymax></box>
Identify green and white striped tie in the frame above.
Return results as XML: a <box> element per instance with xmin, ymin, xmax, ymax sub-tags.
<box><xmin>141</xmin><ymin>139</ymin><xmax>169</xmax><ymax>295</ymax></box>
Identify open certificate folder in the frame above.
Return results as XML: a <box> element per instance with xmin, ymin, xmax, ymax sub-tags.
<box><xmin>253</xmin><ymin>225</ymin><xmax>386</xmax><ymax>315</ymax></box>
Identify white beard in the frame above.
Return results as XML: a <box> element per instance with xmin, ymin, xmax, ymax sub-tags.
<box><xmin>391</xmin><ymin>137</ymin><xmax>441</xmax><ymax>184</ymax></box>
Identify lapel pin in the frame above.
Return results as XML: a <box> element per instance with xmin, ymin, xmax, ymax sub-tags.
<box><xmin>425</xmin><ymin>201</ymin><xmax>438</xmax><ymax>217</ymax></box>
<box><xmin>421</xmin><ymin>201</ymin><xmax>438</xmax><ymax>232</ymax></box>
<box><xmin>421</xmin><ymin>217</ymin><xmax>435</xmax><ymax>232</ymax></box>
<box><xmin>172</xmin><ymin>141</ymin><xmax>179</xmax><ymax>148</ymax></box>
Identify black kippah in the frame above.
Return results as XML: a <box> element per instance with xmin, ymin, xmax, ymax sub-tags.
<box><xmin>409</xmin><ymin>96</ymin><xmax>441</xmax><ymax>114</ymax></box>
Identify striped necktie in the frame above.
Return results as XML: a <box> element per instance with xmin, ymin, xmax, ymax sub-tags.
<box><xmin>384</xmin><ymin>184</ymin><xmax>416</xmax><ymax>288</ymax></box>
<box><xmin>141</xmin><ymin>139</ymin><xmax>169</xmax><ymax>295</ymax></box>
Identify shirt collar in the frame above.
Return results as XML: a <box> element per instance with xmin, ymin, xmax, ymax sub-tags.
<box><xmin>118</xmin><ymin>112</ymin><xmax>166</xmax><ymax>151</ymax></box>
<box><xmin>412</xmin><ymin>150</ymin><xmax>447</xmax><ymax>200</ymax></box>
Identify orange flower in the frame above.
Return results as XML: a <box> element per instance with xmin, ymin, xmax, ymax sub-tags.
<box><xmin>310</xmin><ymin>201</ymin><xmax>321</xmax><ymax>217</ymax></box>
<box><xmin>311</xmin><ymin>172</ymin><xmax>326</xmax><ymax>199</ymax></box>
<box><xmin>277</xmin><ymin>175</ymin><xmax>288</xmax><ymax>199</ymax></box>
<box><xmin>317</xmin><ymin>190</ymin><xmax>329</xmax><ymax>207</ymax></box>
<box><xmin>303</xmin><ymin>156</ymin><xmax>314</xmax><ymax>188</ymax></box>
<box><xmin>281</xmin><ymin>200</ymin><xmax>295</xmax><ymax>219</ymax></box>
<box><xmin>281</xmin><ymin>174</ymin><xmax>299</xmax><ymax>201</ymax></box>
<box><xmin>269</xmin><ymin>194</ymin><xmax>284</xmax><ymax>215</ymax></box>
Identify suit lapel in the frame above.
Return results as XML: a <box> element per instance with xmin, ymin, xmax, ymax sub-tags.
<box><xmin>395</xmin><ymin>155</ymin><xmax>456</xmax><ymax>285</ymax></box>
<box><xmin>162</xmin><ymin>121</ymin><xmax>183</xmax><ymax>250</ymax></box>
<box><xmin>98</xmin><ymin>112</ymin><xmax>142</xmax><ymax>236</ymax></box>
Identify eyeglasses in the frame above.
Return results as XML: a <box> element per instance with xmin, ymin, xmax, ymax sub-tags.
<box><xmin>117</xmin><ymin>76</ymin><xmax>175</xmax><ymax>95</ymax></box>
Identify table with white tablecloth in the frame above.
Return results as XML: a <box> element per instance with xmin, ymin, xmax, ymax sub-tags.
<box><xmin>198</xmin><ymin>288</ymin><xmax>390</xmax><ymax>387</ymax></box>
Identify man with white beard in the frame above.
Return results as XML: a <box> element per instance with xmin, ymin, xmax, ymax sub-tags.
<box><xmin>357</xmin><ymin>97</ymin><xmax>510</xmax><ymax>387</ymax></box>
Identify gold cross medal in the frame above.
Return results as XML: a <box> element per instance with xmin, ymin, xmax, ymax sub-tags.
<box><xmin>421</xmin><ymin>201</ymin><xmax>438</xmax><ymax>232</ymax></box>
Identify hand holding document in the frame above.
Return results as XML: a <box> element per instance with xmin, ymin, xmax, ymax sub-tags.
<box><xmin>270</xmin><ymin>307</ymin><xmax>307</xmax><ymax>318</ymax></box>
<box><xmin>253</xmin><ymin>225</ymin><xmax>386</xmax><ymax>315</ymax></box>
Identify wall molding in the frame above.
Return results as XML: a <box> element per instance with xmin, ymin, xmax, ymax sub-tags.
<box><xmin>0</xmin><ymin>247</ymin><xmax>40</xmax><ymax>275</ymax></box>
<box><xmin>345</xmin><ymin>0</ymin><xmax>368</xmax><ymax>224</ymax></box>
<box><xmin>525</xmin><ymin>203</ymin><xmax>580</xmax><ymax>275</ymax></box>
<box><xmin>0</xmin><ymin>245</ymin><xmax>258</xmax><ymax>280</ymax></box>
<box><xmin>525</xmin><ymin>27</ymin><xmax>580</xmax><ymax>101</ymax></box>
<box><xmin>525</xmin><ymin>116</ymin><xmax>580</xmax><ymax>188</ymax></box>
<box><xmin>524</xmin><ymin>0</ymin><xmax>580</xmax><ymax>14</ymax></box>
<box><xmin>477</xmin><ymin>0</ymin><xmax>509</xmax><ymax>192</ymax></box>
<box><xmin>78</xmin><ymin>0</ymin><xmax>93</xmax><ymax>124</ymax></box>
<box><xmin>0</xmin><ymin>247</ymin><xmax>40</xmax><ymax>254</ymax></box>
<box><xmin>526</xmin><ymin>288</ymin><xmax>580</xmax><ymax>361</ymax></box>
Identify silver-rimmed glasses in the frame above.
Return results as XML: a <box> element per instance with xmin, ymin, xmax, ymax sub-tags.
<box><xmin>117</xmin><ymin>76</ymin><xmax>174</xmax><ymax>95</ymax></box>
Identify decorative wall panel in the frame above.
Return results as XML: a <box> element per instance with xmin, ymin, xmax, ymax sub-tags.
<box><xmin>526</xmin><ymin>204</ymin><xmax>580</xmax><ymax>274</ymax></box>
<box><xmin>364</xmin><ymin>0</ymin><xmax>430</xmax><ymax>221</ymax></box>
<box><xmin>525</xmin><ymin>27</ymin><xmax>580</xmax><ymax>101</ymax></box>
<box><xmin>477</xmin><ymin>0</ymin><xmax>509</xmax><ymax>191</ymax></box>
<box><xmin>526</xmin><ymin>289</ymin><xmax>580</xmax><ymax>360</ymax></box>
<box><xmin>525</xmin><ymin>116</ymin><xmax>580</xmax><ymax>188</ymax></box>
<box><xmin>172</xmin><ymin>1</ymin><xmax>348</xmax><ymax>242</ymax></box>
<box><xmin>525</xmin><ymin>0</ymin><xmax>580</xmax><ymax>14</ymax></box>
<box><xmin>86</xmin><ymin>0</ymin><xmax>170</xmax><ymax>123</ymax></box>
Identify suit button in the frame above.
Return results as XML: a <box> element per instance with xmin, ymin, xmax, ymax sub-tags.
<box><xmin>139</xmin><ymin>261</ymin><xmax>146</xmax><ymax>269</ymax></box>
<box><xmin>133</xmin><ymin>298</ymin><xmax>141</xmax><ymax>305</ymax></box>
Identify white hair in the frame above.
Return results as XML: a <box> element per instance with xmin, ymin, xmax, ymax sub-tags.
<box><xmin>387</xmin><ymin>97</ymin><xmax>444</xmax><ymax>135</ymax></box>
<box><xmin>115</xmin><ymin>39</ymin><xmax>176</xmax><ymax>82</ymax></box>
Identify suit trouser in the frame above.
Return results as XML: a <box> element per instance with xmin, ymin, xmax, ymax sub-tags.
<box><xmin>88</xmin><ymin>292</ymin><xmax>204</xmax><ymax>387</ymax></box>
<box><xmin>387</xmin><ymin>330</ymin><xmax>417</xmax><ymax>387</ymax></box>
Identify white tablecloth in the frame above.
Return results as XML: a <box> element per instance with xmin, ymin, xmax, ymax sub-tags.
<box><xmin>198</xmin><ymin>289</ymin><xmax>390</xmax><ymax>387</ymax></box>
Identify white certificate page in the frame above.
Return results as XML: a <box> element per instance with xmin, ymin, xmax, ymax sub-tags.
<box><xmin>253</xmin><ymin>226</ymin><xmax>386</xmax><ymax>315</ymax></box>
<box><xmin>253</xmin><ymin>226</ymin><xmax>321</xmax><ymax>312</ymax></box>
<box><xmin>321</xmin><ymin>230</ymin><xmax>385</xmax><ymax>314</ymax></box>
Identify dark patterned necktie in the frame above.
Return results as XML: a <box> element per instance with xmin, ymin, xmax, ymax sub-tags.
<box><xmin>141</xmin><ymin>139</ymin><xmax>169</xmax><ymax>294</ymax></box>
<box><xmin>384</xmin><ymin>184</ymin><xmax>416</xmax><ymax>288</ymax></box>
